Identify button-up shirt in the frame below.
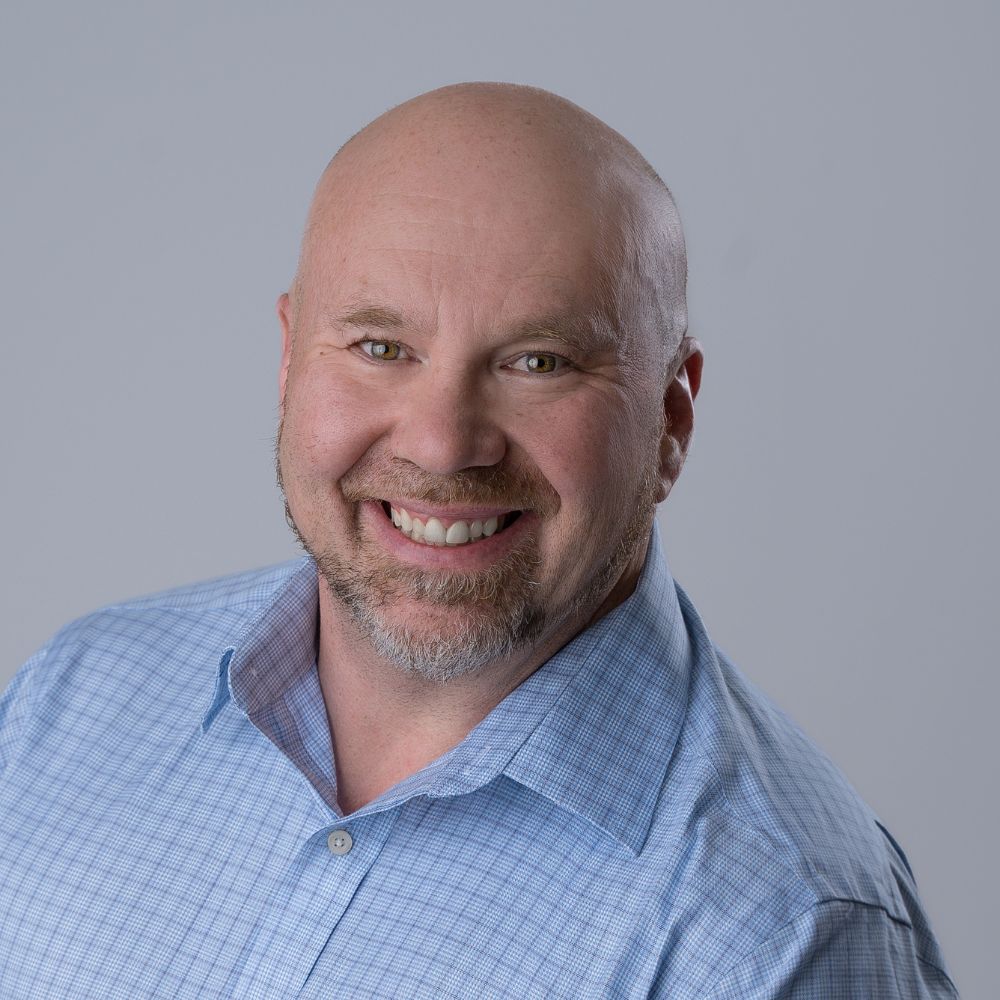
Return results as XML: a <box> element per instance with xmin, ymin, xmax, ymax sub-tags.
<box><xmin>0</xmin><ymin>529</ymin><xmax>958</xmax><ymax>997</ymax></box>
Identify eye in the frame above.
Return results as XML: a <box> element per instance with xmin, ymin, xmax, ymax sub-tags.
<box><xmin>508</xmin><ymin>352</ymin><xmax>569</xmax><ymax>375</ymax></box>
<box><xmin>359</xmin><ymin>339</ymin><xmax>408</xmax><ymax>361</ymax></box>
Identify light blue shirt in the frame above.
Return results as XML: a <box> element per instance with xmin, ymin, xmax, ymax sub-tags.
<box><xmin>0</xmin><ymin>530</ymin><xmax>958</xmax><ymax>997</ymax></box>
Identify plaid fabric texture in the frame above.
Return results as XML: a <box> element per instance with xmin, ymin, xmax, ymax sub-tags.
<box><xmin>0</xmin><ymin>529</ymin><xmax>959</xmax><ymax>997</ymax></box>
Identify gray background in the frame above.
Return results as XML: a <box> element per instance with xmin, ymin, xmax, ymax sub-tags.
<box><xmin>2</xmin><ymin>1</ymin><xmax>994</xmax><ymax>995</ymax></box>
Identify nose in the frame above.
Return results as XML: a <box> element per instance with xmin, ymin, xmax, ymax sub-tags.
<box><xmin>389</xmin><ymin>367</ymin><xmax>507</xmax><ymax>475</ymax></box>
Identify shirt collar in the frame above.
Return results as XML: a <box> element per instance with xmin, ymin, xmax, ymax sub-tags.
<box><xmin>201</xmin><ymin>525</ymin><xmax>695</xmax><ymax>856</ymax></box>
<box><xmin>201</xmin><ymin>556</ymin><xmax>318</xmax><ymax>731</ymax></box>
<box><xmin>499</xmin><ymin>522</ymin><xmax>694</xmax><ymax>855</ymax></box>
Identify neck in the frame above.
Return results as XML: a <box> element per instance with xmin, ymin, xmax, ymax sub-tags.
<box><xmin>315</xmin><ymin>592</ymin><xmax>557</xmax><ymax>814</ymax></box>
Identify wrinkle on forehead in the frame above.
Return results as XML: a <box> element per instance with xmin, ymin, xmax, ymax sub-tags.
<box><xmin>291</xmin><ymin>83</ymin><xmax>687</xmax><ymax>363</ymax></box>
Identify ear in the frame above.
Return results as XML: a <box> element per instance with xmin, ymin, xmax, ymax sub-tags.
<box><xmin>657</xmin><ymin>337</ymin><xmax>703</xmax><ymax>503</ymax></box>
<box><xmin>277</xmin><ymin>292</ymin><xmax>293</xmax><ymax>417</ymax></box>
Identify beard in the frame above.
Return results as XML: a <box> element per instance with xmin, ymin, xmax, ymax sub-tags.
<box><xmin>312</xmin><ymin>534</ymin><xmax>549</xmax><ymax>683</ymax></box>
<box><xmin>276</xmin><ymin>423</ymin><xmax>660</xmax><ymax>685</ymax></box>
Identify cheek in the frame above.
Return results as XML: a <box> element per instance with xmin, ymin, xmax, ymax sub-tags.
<box><xmin>517</xmin><ymin>402</ymin><xmax>643</xmax><ymax>519</ymax></box>
<box><xmin>281</xmin><ymin>370</ymin><xmax>387</xmax><ymax>485</ymax></box>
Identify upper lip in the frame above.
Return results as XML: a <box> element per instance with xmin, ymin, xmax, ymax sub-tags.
<box><xmin>381</xmin><ymin>499</ymin><xmax>522</xmax><ymax>521</ymax></box>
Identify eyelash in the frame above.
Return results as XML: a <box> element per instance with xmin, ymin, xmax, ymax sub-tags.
<box><xmin>355</xmin><ymin>339</ymin><xmax>572</xmax><ymax>376</ymax></box>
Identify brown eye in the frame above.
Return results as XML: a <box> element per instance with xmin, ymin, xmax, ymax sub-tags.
<box><xmin>515</xmin><ymin>353</ymin><xmax>564</xmax><ymax>374</ymax></box>
<box><xmin>362</xmin><ymin>340</ymin><xmax>405</xmax><ymax>360</ymax></box>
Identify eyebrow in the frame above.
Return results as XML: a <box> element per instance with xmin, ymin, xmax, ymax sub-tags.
<box><xmin>510</xmin><ymin>314</ymin><xmax>619</xmax><ymax>356</ymax></box>
<box><xmin>333</xmin><ymin>303</ymin><xmax>619</xmax><ymax>355</ymax></box>
<box><xmin>336</xmin><ymin>305</ymin><xmax>405</xmax><ymax>330</ymax></box>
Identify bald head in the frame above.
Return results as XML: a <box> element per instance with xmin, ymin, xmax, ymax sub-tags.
<box><xmin>330</xmin><ymin>82</ymin><xmax>665</xmax><ymax>189</ymax></box>
<box><xmin>291</xmin><ymin>83</ymin><xmax>687</xmax><ymax>361</ymax></box>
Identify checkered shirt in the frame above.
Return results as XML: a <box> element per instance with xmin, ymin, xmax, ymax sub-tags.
<box><xmin>0</xmin><ymin>529</ymin><xmax>959</xmax><ymax>997</ymax></box>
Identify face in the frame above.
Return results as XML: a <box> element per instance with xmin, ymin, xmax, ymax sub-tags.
<box><xmin>276</xmin><ymin>159</ymin><xmax>680</xmax><ymax>683</ymax></box>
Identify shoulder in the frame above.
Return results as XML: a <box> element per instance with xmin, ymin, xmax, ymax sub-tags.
<box><xmin>84</xmin><ymin>556</ymin><xmax>314</xmax><ymax>617</ymax></box>
<box><xmin>640</xmin><ymin>584</ymin><xmax>955</xmax><ymax>993</ymax></box>
<box><xmin>35</xmin><ymin>556</ymin><xmax>311</xmax><ymax>660</ymax></box>
<box><xmin>665</xmin><ymin>585</ymin><xmax>905</xmax><ymax>909</ymax></box>
<box><xmin>686</xmin><ymin>644</ymin><xmax>890</xmax><ymax>902</ymax></box>
<box><xmin>1</xmin><ymin>558</ymin><xmax>314</xmax><ymax>767</ymax></box>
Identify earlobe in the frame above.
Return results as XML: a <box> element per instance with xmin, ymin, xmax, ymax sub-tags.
<box><xmin>657</xmin><ymin>338</ymin><xmax>703</xmax><ymax>502</ymax></box>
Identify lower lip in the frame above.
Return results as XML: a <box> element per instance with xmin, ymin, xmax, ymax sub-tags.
<box><xmin>360</xmin><ymin>500</ymin><xmax>537</xmax><ymax>569</ymax></box>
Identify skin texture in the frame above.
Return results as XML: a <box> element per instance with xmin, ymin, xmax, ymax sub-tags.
<box><xmin>276</xmin><ymin>83</ymin><xmax>703</xmax><ymax>813</ymax></box>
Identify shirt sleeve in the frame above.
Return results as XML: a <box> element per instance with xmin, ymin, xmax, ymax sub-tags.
<box><xmin>694</xmin><ymin>899</ymin><xmax>960</xmax><ymax>1000</ymax></box>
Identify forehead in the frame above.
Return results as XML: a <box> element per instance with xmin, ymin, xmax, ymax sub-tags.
<box><xmin>302</xmin><ymin>165</ymin><xmax>626</xmax><ymax>324</ymax></box>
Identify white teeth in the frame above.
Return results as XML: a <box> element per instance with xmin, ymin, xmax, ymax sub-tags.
<box><xmin>386</xmin><ymin>505</ymin><xmax>516</xmax><ymax>546</ymax></box>
<box><xmin>423</xmin><ymin>517</ymin><xmax>446</xmax><ymax>546</ymax></box>
<box><xmin>445</xmin><ymin>521</ymin><xmax>470</xmax><ymax>545</ymax></box>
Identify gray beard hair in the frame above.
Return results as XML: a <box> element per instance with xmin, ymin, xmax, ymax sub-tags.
<box><xmin>312</xmin><ymin>540</ymin><xmax>549</xmax><ymax>683</ymax></box>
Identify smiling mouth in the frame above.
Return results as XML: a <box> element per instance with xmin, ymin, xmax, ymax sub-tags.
<box><xmin>380</xmin><ymin>501</ymin><xmax>523</xmax><ymax>547</ymax></box>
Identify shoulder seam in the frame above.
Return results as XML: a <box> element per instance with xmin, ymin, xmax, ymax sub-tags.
<box><xmin>813</xmin><ymin>895</ymin><xmax>912</xmax><ymax>931</ymax></box>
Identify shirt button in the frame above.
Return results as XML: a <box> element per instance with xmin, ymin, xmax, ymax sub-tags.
<box><xmin>327</xmin><ymin>829</ymin><xmax>353</xmax><ymax>856</ymax></box>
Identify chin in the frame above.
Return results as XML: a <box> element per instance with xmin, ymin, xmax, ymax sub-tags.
<box><xmin>344</xmin><ymin>599</ymin><xmax>548</xmax><ymax>684</ymax></box>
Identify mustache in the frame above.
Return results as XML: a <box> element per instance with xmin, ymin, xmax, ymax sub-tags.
<box><xmin>339</xmin><ymin>454</ymin><xmax>560</xmax><ymax>516</ymax></box>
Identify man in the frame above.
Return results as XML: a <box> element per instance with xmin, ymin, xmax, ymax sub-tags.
<box><xmin>0</xmin><ymin>84</ymin><xmax>957</xmax><ymax>997</ymax></box>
